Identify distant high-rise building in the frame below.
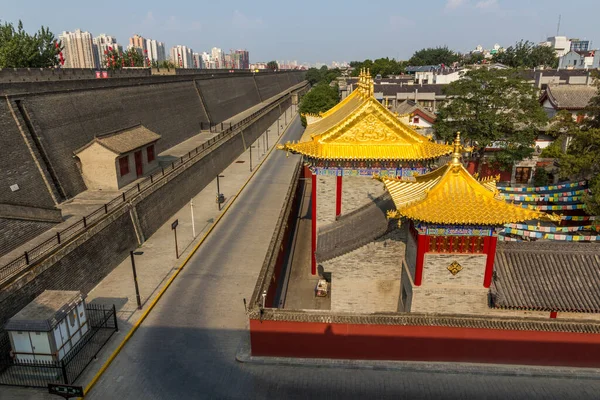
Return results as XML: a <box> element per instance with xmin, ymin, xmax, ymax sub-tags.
<box><xmin>92</xmin><ymin>34</ymin><xmax>120</xmax><ymax>68</ymax></box>
<box><xmin>192</xmin><ymin>53</ymin><xmax>203</xmax><ymax>68</ymax></box>
<box><xmin>201</xmin><ymin>52</ymin><xmax>213</xmax><ymax>68</ymax></box>
<box><xmin>231</xmin><ymin>49</ymin><xmax>249</xmax><ymax>69</ymax></box>
<box><xmin>129</xmin><ymin>34</ymin><xmax>147</xmax><ymax>53</ymax></box>
<box><xmin>541</xmin><ymin>36</ymin><xmax>572</xmax><ymax>57</ymax></box>
<box><xmin>59</xmin><ymin>30</ymin><xmax>97</xmax><ymax>68</ymax></box>
<box><xmin>211</xmin><ymin>47</ymin><xmax>224</xmax><ymax>68</ymax></box>
<box><xmin>146</xmin><ymin>39</ymin><xmax>166</xmax><ymax>64</ymax></box>
<box><xmin>170</xmin><ymin>45</ymin><xmax>193</xmax><ymax>68</ymax></box>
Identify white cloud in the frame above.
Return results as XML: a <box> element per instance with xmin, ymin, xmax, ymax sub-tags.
<box><xmin>475</xmin><ymin>0</ymin><xmax>498</xmax><ymax>9</ymax></box>
<box><xmin>446</xmin><ymin>0</ymin><xmax>467</xmax><ymax>9</ymax></box>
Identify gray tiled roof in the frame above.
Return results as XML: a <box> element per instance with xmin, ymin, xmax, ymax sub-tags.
<box><xmin>5</xmin><ymin>290</ymin><xmax>84</xmax><ymax>332</ymax></box>
<box><xmin>75</xmin><ymin>124</ymin><xmax>161</xmax><ymax>155</ymax></box>
<box><xmin>490</xmin><ymin>241</ymin><xmax>600</xmax><ymax>313</ymax></box>
<box><xmin>392</xmin><ymin>100</ymin><xmax>437</xmax><ymax>121</ymax></box>
<box><xmin>544</xmin><ymin>84</ymin><xmax>597</xmax><ymax>110</ymax></box>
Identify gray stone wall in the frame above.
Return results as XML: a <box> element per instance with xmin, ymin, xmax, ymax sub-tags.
<box><xmin>195</xmin><ymin>76</ymin><xmax>261</xmax><ymax>123</ymax></box>
<box><xmin>0</xmin><ymin>100</ymin><xmax>56</xmax><ymax>208</ymax></box>
<box><xmin>0</xmin><ymin>67</ymin><xmax>151</xmax><ymax>83</ymax></box>
<box><xmin>0</xmin><ymin>210</ymin><xmax>137</xmax><ymax>329</ymax></box>
<box><xmin>136</xmin><ymin>107</ymin><xmax>280</xmax><ymax>238</ymax></box>
<box><xmin>255</xmin><ymin>74</ymin><xmax>283</xmax><ymax>101</ymax></box>
<box><xmin>0</xmin><ymin>218</ymin><xmax>56</xmax><ymax>257</ymax></box>
<box><xmin>422</xmin><ymin>253</ymin><xmax>487</xmax><ymax>287</ymax></box>
<box><xmin>24</xmin><ymin>80</ymin><xmax>209</xmax><ymax>197</ymax></box>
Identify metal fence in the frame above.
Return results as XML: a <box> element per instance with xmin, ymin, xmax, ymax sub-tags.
<box><xmin>0</xmin><ymin>304</ymin><xmax>118</xmax><ymax>388</ymax></box>
<box><xmin>0</xmin><ymin>84</ymin><xmax>307</xmax><ymax>285</ymax></box>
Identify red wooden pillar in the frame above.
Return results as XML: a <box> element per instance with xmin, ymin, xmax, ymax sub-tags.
<box><xmin>483</xmin><ymin>235</ymin><xmax>498</xmax><ymax>288</ymax></box>
<box><xmin>335</xmin><ymin>175</ymin><xmax>342</xmax><ymax>218</ymax></box>
<box><xmin>414</xmin><ymin>234</ymin><xmax>429</xmax><ymax>286</ymax></box>
<box><xmin>311</xmin><ymin>173</ymin><xmax>317</xmax><ymax>275</ymax></box>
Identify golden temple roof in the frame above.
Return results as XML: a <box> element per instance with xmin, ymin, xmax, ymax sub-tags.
<box><xmin>280</xmin><ymin>69</ymin><xmax>453</xmax><ymax>161</ymax></box>
<box><xmin>379</xmin><ymin>133</ymin><xmax>547</xmax><ymax>226</ymax></box>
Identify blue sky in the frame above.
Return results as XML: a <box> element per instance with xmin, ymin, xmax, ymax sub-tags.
<box><xmin>2</xmin><ymin>0</ymin><xmax>598</xmax><ymax>64</ymax></box>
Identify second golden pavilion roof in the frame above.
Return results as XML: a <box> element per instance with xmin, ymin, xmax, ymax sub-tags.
<box><xmin>379</xmin><ymin>134</ymin><xmax>547</xmax><ymax>226</ymax></box>
<box><xmin>279</xmin><ymin>69</ymin><xmax>453</xmax><ymax>162</ymax></box>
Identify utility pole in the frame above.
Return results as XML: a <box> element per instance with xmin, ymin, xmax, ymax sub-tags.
<box><xmin>129</xmin><ymin>251</ymin><xmax>143</xmax><ymax>309</ymax></box>
<box><xmin>190</xmin><ymin>198</ymin><xmax>195</xmax><ymax>238</ymax></box>
<box><xmin>171</xmin><ymin>220</ymin><xmax>179</xmax><ymax>259</ymax></box>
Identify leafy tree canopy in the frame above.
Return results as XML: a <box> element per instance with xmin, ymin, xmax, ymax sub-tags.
<box><xmin>0</xmin><ymin>20</ymin><xmax>60</xmax><ymax>68</ymax></box>
<box><xmin>103</xmin><ymin>47</ymin><xmax>145</xmax><ymax>69</ymax></box>
<box><xmin>408</xmin><ymin>46</ymin><xmax>459</xmax><ymax>66</ymax></box>
<box><xmin>298</xmin><ymin>83</ymin><xmax>339</xmax><ymax>127</ymax></box>
<box><xmin>492</xmin><ymin>40</ymin><xmax>558</xmax><ymax>68</ymax></box>
<box><xmin>267</xmin><ymin>60</ymin><xmax>278</xmax><ymax>70</ymax></box>
<box><xmin>349</xmin><ymin>58</ymin><xmax>406</xmax><ymax>77</ymax></box>
<box><xmin>305</xmin><ymin>67</ymin><xmax>341</xmax><ymax>85</ymax></box>
<box><xmin>434</xmin><ymin>67</ymin><xmax>548</xmax><ymax>169</ymax></box>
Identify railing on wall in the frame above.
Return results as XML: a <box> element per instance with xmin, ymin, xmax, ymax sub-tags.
<box><xmin>0</xmin><ymin>83</ymin><xmax>308</xmax><ymax>286</ymax></box>
<box><xmin>0</xmin><ymin>304</ymin><xmax>118</xmax><ymax>388</ymax></box>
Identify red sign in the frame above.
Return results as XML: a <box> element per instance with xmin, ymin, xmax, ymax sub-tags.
<box><xmin>95</xmin><ymin>71</ymin><xmax>101</xmax><ymax>79</ymax></box>
<box><xmin>102</xmin><ymin>71</ymin><xmax>108</xmax><ymax>79</ymax></box>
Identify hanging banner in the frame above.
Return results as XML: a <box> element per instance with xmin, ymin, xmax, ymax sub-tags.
<box><xmin>520</xmin><ymin>204</ymin><xmax>586</xmax><ymax>211</ymax></box>
<box><xmin>504</xmin><ymin>223</ymin><xmax>592</xmax><ymax>233</ymax></box>
<box><xmin>498</xmin><ymin>180</ymin><xmax>587</xmax><ymax>193</ymax></box>
<box><xmin>561</xmin><ymin>215</ymin><xmax>596</xmax><ymax>221</ymax></box>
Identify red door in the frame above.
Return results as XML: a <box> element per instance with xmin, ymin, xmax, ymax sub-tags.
<box><xmin>134</xmin><ymin>150</ymin><xmax>143</xmax><ymax>177</ymax></box>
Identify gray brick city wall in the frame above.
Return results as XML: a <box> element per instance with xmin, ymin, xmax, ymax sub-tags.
<box><xmin>136</xmin><ymin>106</ymin><xmax>280</xmax><ymax>238</ymax></box>
<box><xmin>0</xmin><ymin>100</ymin><xmax>56</xmax><ymax>208</ymax></box>
<box><xmin>0</xmin><ymin>218</ymin><xmax>56</xmax><ymax>257</ymax></box>
<box><xmin>255</xmin><ymin>74</ymin><xmax>283</xmax><ymax>101</ymax></box>
<box><xmin>0</xmin><ymin>210</ymin><xmax>136</xmax><ymax>329</ymax></box>
<box><xmin>195</xmin><ymin>76</ymin><xmax>261</xmax><ymax>123</ymax></box>
<box><xmin>0</xmin><ymin>67</ymin><xmax>151</xmax><ymax>83</ymax></box>
<box><xmin>276</xmin><ymin>73</ymin><xmax>292</xmax><ymax>91</ymax></box>
<box><xmin>24</xmin><ymin>80</ymin><xmax>209</xmax><ymax>197</ymax></box>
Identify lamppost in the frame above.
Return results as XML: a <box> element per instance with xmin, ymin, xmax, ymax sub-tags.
<box><xmin>129</xmin><ymin>250</ymin><xmax>143</xmax><ymax>309</ymax></box>
<box><xmin>216</xmin><ymin>174</ymin><xmax>225</xmax><ymax>210</ymax></box>
<box><xmin>249</xmin><ymin>145</ymin><xmax>256</xmax><ymax>172</ymax></box>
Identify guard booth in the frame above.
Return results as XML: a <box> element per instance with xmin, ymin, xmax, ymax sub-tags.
<box><xmin>4</xmin><ymin>291</ymin><xmax>88</xmax><ymax>362</ymax></box>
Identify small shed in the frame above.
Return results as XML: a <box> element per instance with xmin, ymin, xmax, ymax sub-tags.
<box><xmin>4</xmin><ymin>290</ymin><xmax>88</xmax><ymax>362</ymax></box>
<box><xmin>74</xmin><ymin>124</ymin><xmax>161</xmax><ymax>190</ymax></box>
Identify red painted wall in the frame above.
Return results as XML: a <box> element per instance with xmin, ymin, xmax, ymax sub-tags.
<box><xmin>250</xmin><ymin>319</ymin><xmax>600</xmax><ymax>367</ymax></box>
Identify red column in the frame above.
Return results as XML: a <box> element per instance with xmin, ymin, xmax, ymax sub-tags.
<box><xmin>335</xmin><ymin>175</ymin><xmax>342</xmax><ymax>218</ymax></box>
<box><xmin>311</xmin><ymin>173</ymin><xmax>317</xmax><ymax>275</ymax></box>
<box><xmin>483</xmin><ymin>235</ymin><xmax>498</xmax><ymax>288</ymax></box>
<box><xmin>414</xmin><ymin>234</ymin><xmax>429</xmax><ymax>286</ymax></box>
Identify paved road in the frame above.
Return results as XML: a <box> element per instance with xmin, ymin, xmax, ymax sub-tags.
<box><xmin>86</xmin><ymin>116</ymin><xmax>600</xmax><ymax>400</ymax></box>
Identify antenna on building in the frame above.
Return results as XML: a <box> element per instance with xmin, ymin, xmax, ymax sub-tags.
<box><xmin>556</xmin><ymin>14</ymin><xmax>561</xmax><ymax>36</ymax></box>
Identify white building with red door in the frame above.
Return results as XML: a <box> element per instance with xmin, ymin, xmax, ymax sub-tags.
<box><xmin>74</xmin><ymin>124</ymin><xmax>160</xmax><ymax>190</ymax></box>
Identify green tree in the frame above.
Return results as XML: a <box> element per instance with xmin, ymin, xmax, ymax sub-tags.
<box><xmin>350</xmin><ymin>58</ymin><xmax>406</xmax><ymax>77</ymax></box>
<box><xmin>101</xmin><ymin>47</ymin><xmax>145</xmax><ymax>69</ymax></box>
<box><xmin>305</xmin><ymin>67</ymin><xmax>322</xmax><ymax>84</ymax></box>
<box><xmin>467</xmin><ymin>52</ymin><xmax>485</xmax><ymax>64</ymax></box>
<box><xmin>267</xmin><ymin>60</ymin><xmax>278</xmax><ymax>70</ymax></box>
<box><xmin>408</xmin><ymin>46</ymin><xmax>459</xmax><ymax>66</ymax></box>
<box><xmin>0</xmin><ymin>20</ymin><xmax>61</xmax><ymax>68</ymax></box>
<box><xmin>434</xmin><ymin>67</ymin><xmax>548</xmax><ymax>170</ymax></box>
<box><xmin>492</xmin><ymin>40</ymin><xmax>558</xmax><ymax>68</ymax></box>
<box><xmin>583</xmin><ymin>71</ymin><xmax>600</xmax><ymax>129</ymax></box>
<box><xmin>298</xmin><ymin>83</ymin><xmax>339</xmax><ymax>127</ymax></box>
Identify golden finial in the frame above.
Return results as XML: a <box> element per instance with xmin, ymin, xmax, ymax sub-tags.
<box><xmin>451</xmin><ymin>131</ymin><xmax>462</xmax><ymax>166</ymax></box>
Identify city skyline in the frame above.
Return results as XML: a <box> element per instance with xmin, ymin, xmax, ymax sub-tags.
<box><xmin>2</xmin><ymin>0</ymin><xmax>600</xmax><ymax>64</ymax></box>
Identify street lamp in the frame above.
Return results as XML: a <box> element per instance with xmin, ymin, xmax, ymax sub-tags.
<box><xmin>129</xmin><ymin>250</ymin><xmax>143</xmax><ymax>310</ymax></box>
<box><xmin>249</xmin><ymin>145</ymin><xmax>256</xmax><ymax>172</ymax></box>
<box><xmin>216</xmin><ymin>174</ymin><xmax>225</xmax><ymax>210</ymax></box>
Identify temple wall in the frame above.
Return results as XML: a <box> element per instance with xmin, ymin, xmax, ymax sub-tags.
<box><xmin>421</xmin><ymin>253</ymin><xmax>487</xmax><ymax>287</ymax></box>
